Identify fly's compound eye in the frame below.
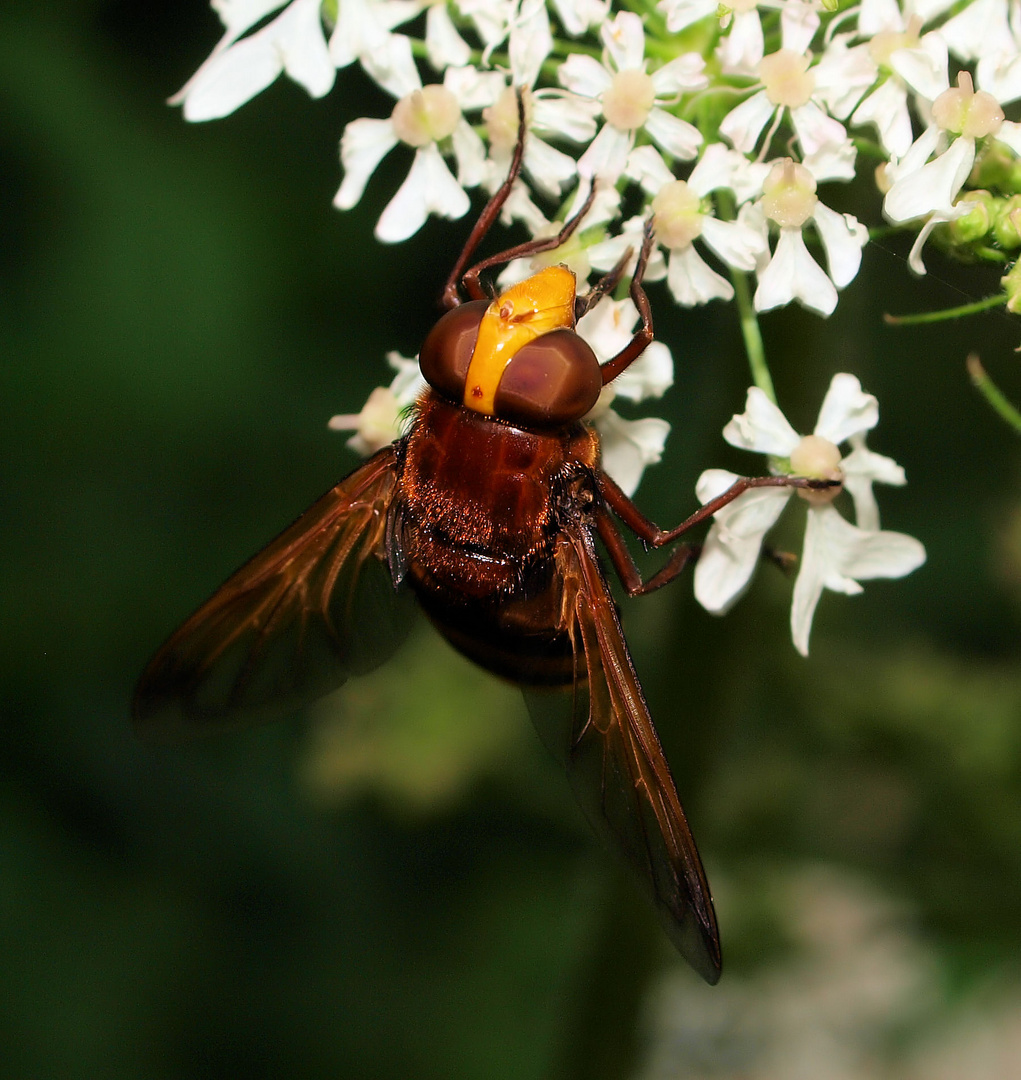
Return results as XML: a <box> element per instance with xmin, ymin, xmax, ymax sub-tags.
<box><xmin>419</xmin><ymin>300</ymin><xmax>488</xmax><ymax>402</ymax></box>
<box><xmin>493</xmin><ymin>330</ymin><xmax>602</xmax><ymax>428</ymax></box>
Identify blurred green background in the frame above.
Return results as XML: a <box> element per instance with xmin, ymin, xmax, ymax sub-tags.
<box><xmin>4</xmin><ymin>2</ymin><xmax>1021</xmax><ymax>1077</ymax></box>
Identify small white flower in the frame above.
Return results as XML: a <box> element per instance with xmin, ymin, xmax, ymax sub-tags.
<box><xmin>333</xmin><ymin>36</ymin><xmax>489</xmax><ymax>241</ymax></box>
<box><xmin>559</xmin><ymin>10</ymin><xmax>707</xmax><ymax>183</ymax></box>
<box><xmin>746</xmin><ymin>158</ymin><xmax>867</xmax><ymax>316</ymax></box>
<box><xmin>693</xmin><ymin>375</ymin><xmax>925</xmax><ymax>655</ymax></box>
<box><xmin>882</xmin><ymin>68</ymin><xmax>1021</xmax><ymax>272</ymax></box>
<box><xmin>173</xmin><ymin>0</ymin><xmax>334</xmax><ymax>121</ymax></box>
<box><xmin>328</xmin><ymin>352</ymin><xmax>425</xmax><ymax>455</ymax></box>
<box><xmin>719</xmin><ymin>36</ymin><xmax>856</xmax><ymax>166</ymax></box>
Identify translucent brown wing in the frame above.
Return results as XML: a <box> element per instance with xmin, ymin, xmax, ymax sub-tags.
<box><xmin>133</xmin><ymin>446</ymin><xmax>415</xmax><ymax>742</ymax></box>
<box><xmin>525</xmin><ymin>526</ymin><xmax>721</xmax><ymax>984</ymax></box>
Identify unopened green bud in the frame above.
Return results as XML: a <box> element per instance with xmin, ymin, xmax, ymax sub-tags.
<box><xmin>994</xmin><ymin>194</ymin><xmax>1021</xmax><ymax>248</ymax></box>
<box><xmin>949</xmin><ymin>190</ymin><xmax>994</xmax><ymax>243</ymax></box>
<box><xmin>971</xmin><ymin>140</ymin><xmax>1016</xmax><ymax>191</ymax></box>
<box><xmin>1000</xmin><ymin>259</ymin><xmax>1021</xmax><ymax>313</ymax></box>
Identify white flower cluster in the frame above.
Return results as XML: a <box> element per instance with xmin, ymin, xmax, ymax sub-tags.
<box><xmin>173</xmin><ymin>0</ymin><xmax>978</xmax><ymax>649</ymax></box>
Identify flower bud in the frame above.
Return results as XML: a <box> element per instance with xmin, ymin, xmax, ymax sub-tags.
<box><xmin>948</xmin><ymin>190</ymin><xmax>994</xmax><ymax>244</ymax></box>
<box><xmin>1001</xmin><ymin>259</ymin><xmax>1021</xmax><ymax>314</ymax></box>
<box><xmin>993</xmin><ymin>195</ymin><xmax>1021</xmax><ymax>249</ymax></box>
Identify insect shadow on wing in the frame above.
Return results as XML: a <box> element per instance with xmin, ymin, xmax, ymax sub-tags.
<box><xmin>134</xmin><ymin>90</ymin><xmax>837</xmax><ymax>984</ymax></box>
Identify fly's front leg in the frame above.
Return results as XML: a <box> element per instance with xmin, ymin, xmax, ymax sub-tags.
<box><xmin>594</xmin><ymin>469</ymin><xmax>839</xmax><ymax>596</ymax></box>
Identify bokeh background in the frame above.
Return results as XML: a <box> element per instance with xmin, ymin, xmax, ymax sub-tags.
<box><xmin>4</xmin><ymin>1</ymin><xmax>1021</xmax><ymax>1077</ymax></box>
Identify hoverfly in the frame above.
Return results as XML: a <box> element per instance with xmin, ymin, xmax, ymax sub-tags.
<box><xmin>134</xmin><ymin>100</ymin><xmax>830</xmax><ymax>984</ymax></box>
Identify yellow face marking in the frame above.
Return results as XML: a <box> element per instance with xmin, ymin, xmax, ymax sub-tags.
<box><xmin>463</xmin><ymin>265</ymin><xmax>577</xmax><ymax>415</ymax></box>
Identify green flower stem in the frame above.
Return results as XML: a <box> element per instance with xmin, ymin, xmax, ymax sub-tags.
<box><xmin>731</xmin><ymin>268</ymin><xmax>777</xmax><ymax>403</ymax></box>
<box><xmin>967</xmin><ymin>354</ymin><xmax>1021</xmax><ymax>435</ymax></box>
<box><xmin>884</xmin><ymin>293</ymin><xmax>1007</xmax><ymax>325</ymax></box>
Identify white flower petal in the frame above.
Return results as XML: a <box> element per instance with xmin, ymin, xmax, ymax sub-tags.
<box><xmin>812</xmin><ymin>203</ymin><xmax>867</xmax><ymax>289</ymax></box>
<box><xmin>335</xmin><ymin>118</ymin><xmax>399</xmax><ymax>210</ymax></box>
<box><xmin>800</xmin><ymin>139</ymin><xmax>859</xmax><ymax>183</ymax></box>
<box><xmin>613</xmin><ymin>341</ymin><xmax>674</xmax><ymax>401</ymax></box>
<box><xmin>755</xmin><ymin>229</ymin><xmax>838</xmax><ymax>316</ymax></box>
<box><xmin>700</xmin><ymin>216</ymin><xmax>766</xmax><ymax>272</ymax></box>
<box><xmin>719</xmin><ymin>90</ymin><xmax>776</xmax><ymax>153</ymax></box>
<box><xmin>659</xmin><ymin>0</ymin><xmax>718</xmax><ymax>34</ymax></box>
<box><xmin>812</xmin><ymin>40</ymin><xmax>877</xmax><ymax>120</ymax></box>
<box><xmin>813</xmin><ymin>373</ymin><xmax>878</xmax><ymax>445</ymax></box>
<box><xmin>276</xmin><ymin>0</ymin><xmax>335</xmax><ymax>97</ymax></box>
<box><xmin>385</xmin><ymin>349</ymin><xmax>427</xmax><ymax>405</ymax></box>
<box><xmin>625</xmin><ymin>144</ymin><xmax>676</xmax><ymax>193</ymax></box>
<box><xmin>717</xmin><ymin>9</ymin><xmax>764</xmax><ymax>75</ymax></box>
<box><xmin>179</xmin><ymin>0</ymin><xmax>334</xmax><ymax>120</ymax></box>
<box><xmin>361</xmin><ymin>31</ymin><xmax>422</xmax><ymax>99</ymax></box>
<box><xmin>578</xmin><ymin>123</ymin><xmax>633</xmax><ymax>181</ymax></box>
<box><xmin>559</xmin><ymin>53</ymin><xmax>614</xmax><ymax>99</ymax></box>
<box><xmin>522</xmin><ymin>135</ymin><xmax>578</xmax><ymax>195</ymax></box>
<box><xmin>790</xmin><ymin>101</ymin><xmax>853</xmax><ymax>158</ymax></box>
<box><xmin>978</xmin><ymin>50</ymin><xmax>1021</xmax><ymax>107</ymax></box>
<box><xmin>213</xmin><ymin>0</ymin><xmax>290</xmax><ymax>39</ymax></box>
<box><xmin>842</xmin><ymin>437</ymin><xmax>906</xmax><ymax>530</ymax></box>
<box><xmin>551</xmin><ymin>0</ymin><xmax>611</xmax><ymax>37</ymax></box>
<box><xmin>666</xmin><ymin>246</ymin><xmax>735</xmax><ymax>305</ymax></box>
<box><xmin>851</xmin><ymin>80</ymin><xmax>914</xmax><ymax>160</ymax></box>
<box><xmin>941</xmin><ymin>0</ymin><xmax>1011</xmax><ymax>63</ymax></box>
<box><xmin>995</xmin><ymin>120</ymin><xmax>1021</xmax><ymax>157</ymax></box>
<box><xmin>594</xmin><ymin>411</ymin><xmax>671</xmax><ymax>496</ymax></box>
<box><xmin>601</xmin><ymin>10</ymin><xmax>647</xmax><ymax>73</ymax></box>
<box><xmin>857</xmin><ymin>0</ymin><xmax>903</xmax><ymax>36</ymax></box>
<box><xmin>645</xmin><ymin>108</ymin><xmax>703</xmax><ymax>160</ymax></box>
<box><xmin>179</xmin><ymin>31</ymin><xmax>286</xmax><ymax>121</ymax></box>
<box><xmin>723</xmin><ymin>386</ymin><xmax>801</xmax><ymax>456</ymax></box>
<box><xmin>459</xmin><ymin>0</ymin><xmax>515</xmax><ymax>47</ymax></box>
<box><xmin>426</xmin><ymin>5</ymin><xmax>471</xmax><ymax>69</ymax></box>
<box><xmin>883</xmin><ymin>134</ymin><xmax>975</xmax><ymax>222</ymax></box>
<box><xmin>781</xmin><ymin>0</ymin><xmax>821</xmax><ymax>54</ymax></box>
<box><xmin>533</xmin><ymin>91</ymin><xmax>600</xmax><ymax>143</ymax></box>
<box><xmin>451</xmin><ymin>118</ymin><xmax>487</xmax><ymax>188</ymax></box>
<box><xmin>688</xmin><ymin>142</ymin><xmax>769</xmax><ymax>201</ymax></box>
<box><xmin>651</xmin><ymin>53</ymin><xmax>709</xmax><ymax>95</ymax></box>
<box><xmin>375</xmin><ymin>144</ymin><xmax>469</xmax><ymax>242</ymax></box>
<box><xmin>889</xmin><ymin>32</ymin><xmax>949</xmax><ymax>102</ymax></box>
<box><xmin>510</xmin><ymin>0</ymin><xmax>553</xmax><ymax>87</ymax></box>
<box><xmin>791</xmin><ymin>504</ymin><xmax>925</xmax><ymax>655</ymax></box>
<box><xmin>328</xmin><ymin>0</ymin><xmax>418</xmax><ymax>68</ymax></box>
<box><xmin>693</xmin><ymin>472</ymin><xmax>792</xmax><ymax>612</ymax></box>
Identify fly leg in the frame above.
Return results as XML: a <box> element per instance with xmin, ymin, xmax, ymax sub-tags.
<box><xmin>595</xmin><ymin>469</ymin><xmax>839</xmax><ymax>596</ymax></box>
